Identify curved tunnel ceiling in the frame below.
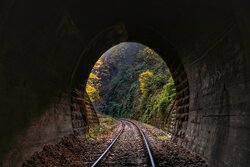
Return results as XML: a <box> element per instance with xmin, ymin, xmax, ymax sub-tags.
<box><xmin>0</xmin><ymin>0</ymin><xmax>250</xmax><ymax>166</ymax></box>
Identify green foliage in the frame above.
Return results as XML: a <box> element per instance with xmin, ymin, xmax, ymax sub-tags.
<box><xmin>85</xmin><ymin>133</ymin><xmax>93</xmax><ymax>141</ymax></box>
<box><xmin>99</xmin><ymin>116</ymin><xmax>116</xmax><ymax>124</ymax></box>
<box><xmin>89</xmin><ymin>125</ymin><xmax>100</xmax><ymax>135</ymax></box>
<box><xmin>156</xmin><ymin>135</ymin><xmax>170</xmax><ymax>141</ymax></box>
<box><xmin>86</xmin><ymin>42</ymin><xmax>176</xmax><ymax>129</ymax></box>
<box><xmin>157</xmin><ymin>77</ymin><xmax>176</xmax><ymax>114</ymax></box>
<box><xmin>85</xmin><ymin>125</ymin><xmax>100</xmax><ymax>140</ymax></box>
<box><xmin>85</xmin><ymin>115</ymin><xmax>117</xmax><ymax>141</ymax></box>
<box><xmin>138</xmin><ymin>69</ymin><xmax>175</xmax><ymax>124</ymax></box>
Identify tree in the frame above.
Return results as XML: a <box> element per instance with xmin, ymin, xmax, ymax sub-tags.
<box><xmin>86</xmin><ymin>72</ymin><xmax>100</xmax><ymax>102</ymax></box>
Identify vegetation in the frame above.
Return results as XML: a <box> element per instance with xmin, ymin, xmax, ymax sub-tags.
<box><xmin>156</xmin><ymin>135</ymin><xmax>170</xmax><ymax>141</ymax></box>
<box><xmin>86</xmin><ymin>42</ymin><xmax>176</xmax><ymax>129</ymax></box>
<box><xmin>99</xmin><ymin>116</ymin><xmax>116</xmax><ymax>124</ymax></box>
<box><xmin>85</xmin><ymin>115</ymin><xmax>117</xmax><ymax>140</ymax></box>
<box><xmin>86</xmin><ymin>72</ymin><xmax>100</xmax><ymax>102</ymax></box>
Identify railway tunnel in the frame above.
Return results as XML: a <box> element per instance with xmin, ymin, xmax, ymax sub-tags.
<box><xmin>0</xmin><ymin>0</ymin><xmax>250</xmax><ymax>166</ymax></box>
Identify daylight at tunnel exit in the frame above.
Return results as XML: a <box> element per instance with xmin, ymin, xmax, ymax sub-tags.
<box><xmin>0</xmin><ymin>0</ymin><xmax>250</xmax><ymax>167</ymax></box>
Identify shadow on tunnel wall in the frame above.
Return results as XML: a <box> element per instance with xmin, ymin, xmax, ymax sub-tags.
<box><xmin>1</xmin><ymin>0</ymin><xmax>250</xmax><ymax>166</ymax></box>
<box><xmin>211</xmin><ymin>83</ymin><xmax>231</xmax><ymax>166</ymax></box>
<box><xmin>0</xmin><ymin>9</ymin><xmax>83</xmax><ymax>166</ymax></box>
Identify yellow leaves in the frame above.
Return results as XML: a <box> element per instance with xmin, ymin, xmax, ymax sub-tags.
<box><xmin>86</xmin><ymin>83</ymin><xmax>99</xmax><ymax>101</ymax></box>
<box><xmin>86</xmin><ymin>84</ymin><xmax>97</xmax><ymax>94</ymax></box>
<box><xmin>93</xmin><ymin>59</ymin><xmax>103</xmax><ymax>69</ymax></box>
<box><xmin>143</xmin><ymin>47</ymin><xmax>155</xmax><ymax>55</ymax></box>
<box><xmin>85</xmin><ymin>59</ymin><xmax>108</xmax><ymax>103</ymax></box>
<box><xmin>139</xmin><ymin>70</ymin><xmax>154</xmax><ymax>96</ymax></box>
<box><xmin>89</xmin><ymin>72</ymin><xmax>99</xmax><ymax>80</ymax></box>
<box><xmin>86</xmin><ymin>72</ymin><xmax>100</xmax><ymax>102</ymax></box>
<box><xmin>139</xmin><ymin>70</ymin><xmax>153</xmax><ymax>78</ymax></box>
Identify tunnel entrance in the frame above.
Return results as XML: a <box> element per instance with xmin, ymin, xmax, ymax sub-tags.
<box><xmin>1</xmin><ymin>1</ymin><xmax>250</xmax><ymax>166</ymax></box>
<box><xmin>68</xmin><ymin>25</ymin><xmax>190</xmax><ymax>145</ymax></box>
<box><xmin>23</xmin><ymin>42</ymin><xmax>201</xmax><ymax>167</ymax></box>
<box><xmin>85</xmin><ymin>42</ymin><xmax>177</xmax><ymax>134</ymax></box>
<box><xmin>22</xmin><ymin>39</ymin><xmax>199</xmax><ymax>166</ymax></box>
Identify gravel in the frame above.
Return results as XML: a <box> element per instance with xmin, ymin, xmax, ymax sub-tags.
<box><xmin>23</xmin><ymin>119</ymin><xmax>208</xmax><ymax>167</ymax></box>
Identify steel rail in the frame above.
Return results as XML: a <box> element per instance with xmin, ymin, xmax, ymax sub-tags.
<box><xmin>91</xmin><ymin>121</ymin><xmax>124</xmax><ymax>167</ymax></box>
<box><xmin>126</xmin><ymin>120</ymin><xmax>156</xmax><ymax>167</ymax></box>
<box><xmin>91</xmin><ymin>119</ymin><xmax>155</xmax><ymax>167</ymax></box>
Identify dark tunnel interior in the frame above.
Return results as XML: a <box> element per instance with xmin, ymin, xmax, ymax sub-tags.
<box><xmin>0</xmin><ymin>0</ymin><xmax>250</xmax><ymax>166</ymax></box>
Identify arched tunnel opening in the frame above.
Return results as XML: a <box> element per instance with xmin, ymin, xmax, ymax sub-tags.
<box><xmin>85</xmin><ymin>42</ymin><xmax>178</xmax><ymax>133</ymax></box>
<box><xmin>1</xmin><ymin>0</ymin><xmax>250</xmax><ymax>167</ymax></box>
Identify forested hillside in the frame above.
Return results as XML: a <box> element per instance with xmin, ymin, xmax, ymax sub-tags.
<box><xmin>86</xmin><ymin>42</ymin><xmax>176</xmax><ymax>128</ymax></box>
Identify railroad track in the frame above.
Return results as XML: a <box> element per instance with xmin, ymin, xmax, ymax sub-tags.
<box><xmin>91</xmin><ymin>120</ymin><xmax>155</xmax><ymax>167</ymax></box>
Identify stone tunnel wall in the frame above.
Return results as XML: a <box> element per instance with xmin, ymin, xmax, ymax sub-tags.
<box><xmin>71</xmin><ymin>89</ymin><xmax>88</xmax><ymax>135</ymax></box>
<box><xmin>182</xmin><ymin>23</ymin><xmax>250</xmax><ymax>167</ymax></box>
<box><xmin>0</xmin><ymin>9</ymin><xmax>86</xmax><ymax>166</ymax></box>
<box><xmin>3</xmin><ymin>95</ymin><xmax>73</xmax><ymax>167</ymax></box>
<box><xmin>172</xmin><ymin>65</ymin><xmax>190</xmax><ymax>141</ymax></box>
<box><xmin>71</xmin><ymin>89</ymin><xmax>100</xmax><ymax>136</ymax></box>
<box><xmin>70</xmin><ymin>17</ymin><xmax>250</xmax><ymax>167</ymax></box>
<box><xmin>83</xmin><ymin>91</ymin><xmax>100</xmax><ymax>129</ymax></box>
<box><xmin>1</xmin><ymin>0</ymin><xmax>250</xmax><ymax>167</ymax></box>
